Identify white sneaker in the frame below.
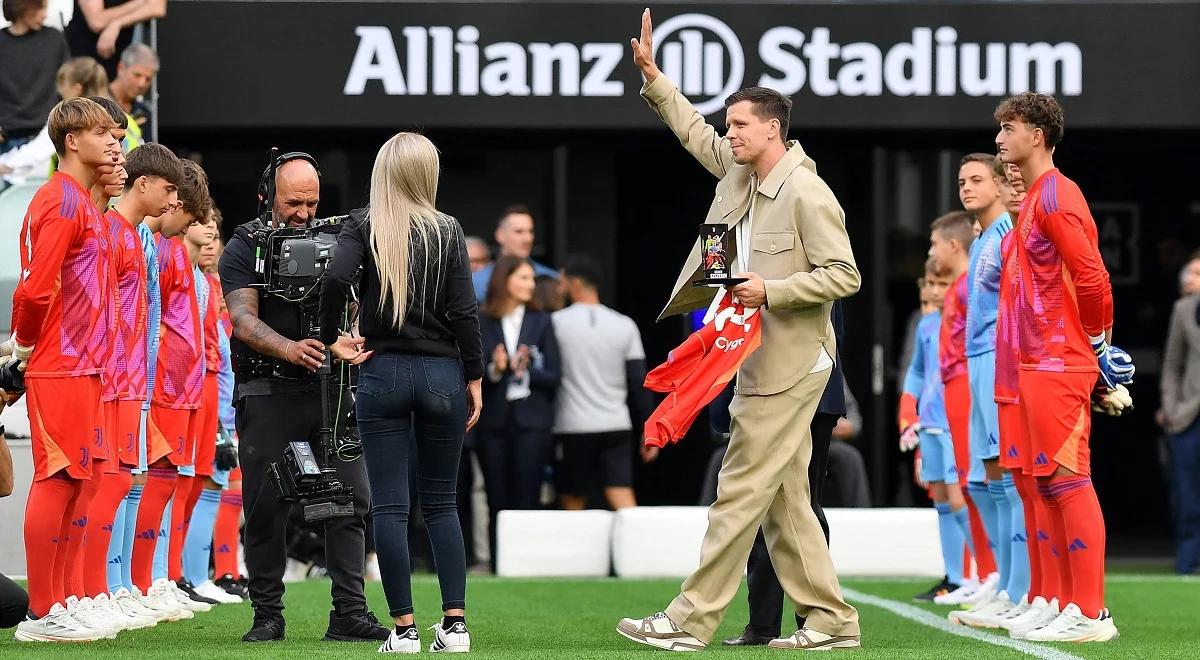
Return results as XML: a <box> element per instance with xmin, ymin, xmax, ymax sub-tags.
<box><xmin>379</xmin><ymin>627</ymin><xmax>421</xmax><ymax>653</ymax></box>
<box><xmin>616</xmin><ymin>612</ymin><xmax>706</xmax><ymax>651</ymax></box>
<box><xmin>1008</xmin><ymin>597</ymin><xmax>1060</xmax><ymax>639</ymax></box>
<box><xmin>157</xmin><ymin>578</ymin><xmax>212</xmax><ymax>612</ymax></box>
<box><xmin>430</xmin><ymin>620</ymin><xmax>470</xmax><ymax>653</ymax></box>
<box><xmin>131</xmin><ymin>586</ymin><xmax>177</xmax><ymax>622</ymax></box>
<box><xmin>951</xmin><ymin>590</ymin><xmax>1018</xmax><ymax>628</ymax></box>
<box><xmin>109</xmin><ymin>588</ymin><xmax>160</xmax><ymax>628</ymax></box>
<box><xmin>64</xmin><ymin>596</ymin><xmax>119</xmax><ymax>639</ymax></box>
<box><xmin>1025</xmin><ymin>603</ymin><xmax>1119</xmax><ymax>642</ymax></box>
<box><xmin>147</xmin><ymin>581</ymin><xmax>194</xmax><ymax>620</ymax></box>
<box><xmin>14</xmin><ymin>603</ymin><xmax>106</xmax><ymax>642</ymax></box>
<box><xmin>93</xmin><ymin>592</ymin><xmax>155</xmax><ymax>631</ymax></box>
<box><xmin>934</xmin><ymin>579</ymin><xmax>980</xmax><ymax>606</ymax></box>
<box><xmin>961</xmin><ymin>572</ymin><xmax>999</xmax><ymax>607</ymax></box>
<box><xmin>194</xmin><ymin>580</ymin><xmax>243</xmax><ymax>604</ymax></box>
<box><xmin>283</xmin><ymin>558</ymin><xmax>310</xmax><ymax>583</ymax></box>
<box><xmin>996</xmin><ymin>596</ymin><xmax>1031</xmax><ymax>629</ymax></box>
<box><xmin>768</xmin><ymin>628</ymin><xmax>862</xmax><ymax>650</ymax></box>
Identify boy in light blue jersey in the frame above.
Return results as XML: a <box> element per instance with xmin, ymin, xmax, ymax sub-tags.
<box><xmin>900</xmin><ymin>259</ymin><xmax>973</xmax><ymax>602</ymax></box>
<box><xmin>955</xmin><ymin>153</ymin><xmax>1030</xmax><ymax>628</ymax></box>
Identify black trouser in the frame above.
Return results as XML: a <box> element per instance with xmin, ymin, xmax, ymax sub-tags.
<box><xmin>744</xmin><ymin>411</ymin><xmax>837</xmax><ymax>638</ymax></box>
<box><xmin>0</xmin><ymin>573</ymin><xmax>28</xmax><ymax>629</ymax></box>
<box><xmin>235</xmin><ymin>384</ymin><xmax>371</xmax><ymax>619</ymax></box>
<box><xmin>476</xmin><ymin>415</ymin><xmax>551</xmax><ymax>569</ymax></box>
<box><xmin>355</xmin><ymin>354</ymin><xmax>468</xmax><ymax>617</ymax></box>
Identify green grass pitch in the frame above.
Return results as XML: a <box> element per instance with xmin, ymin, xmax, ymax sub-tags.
<box><xmin>3</xmin><ymin>573</ymin><xmax>1197</xmax><ymax>658</ymax></box>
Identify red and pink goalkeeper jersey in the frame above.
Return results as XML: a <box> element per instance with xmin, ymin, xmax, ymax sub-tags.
<box><xmin>643</xmin><ymin>292</ymin><xmax>762</xmax><ymax>448</ymax></box>
<box><xmin>153</xmin><ymin>235</ymin><xmax>203</xmax><ymax>409</ymax></box>
<box><xmin>994</xmin><ymin>231</ymin><xmax>1020</xmax><ymax>403</ymax></box>
<box><xmin>13</xmin><ymin>172</ymin><xmax>111</xmax><ymax>378</ymax></box>
<box><xmin>938</xmin><ymin>272</ymin><xmax>968</xmax><ymax>384</ymax></box>
<box><xmin>204</xmin><ymin>273</ymin><xmax>223</xmax><ymax>373</ymax></box>
<box><xmin>107</xmin><ymin>210</ymin><xmax>149</xmax><ymax>401</ymax></box>
<box><xmin>1014</xmin><ymin>169</ymin><xmax>1112</xmax><ymax>373</ymax></box>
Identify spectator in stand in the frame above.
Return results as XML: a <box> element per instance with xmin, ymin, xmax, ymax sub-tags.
<box><xmin>108</xmin><ymin>42</ymin><xmax>155</xmax><ymax>132</ymax></box>
<box><xmin>533</xmin><ymin>274</ymin><xmax>564</xmax><ymax>312</ymax></box>
<box><xmin>0</xmin><ymin>56</ymin><xmax>107</xmax><ymax>182</ymax></box>
<box><xmin>471</xmin><ymin>205</ymin><xmax>557</xmax><ymax>302</ymax></box>
<box><xmin>465</xmin><ymin>235</ymin><xmax>491</xmax><ymax>273</ymax></box>
<box><xmin>477</xmin><ymin>255</ymin><xmax>560</xmax><ymax>567</ymax></box>
<box><xmin>65</xmin><ymin>0</ymin><xmax>167</xmax><ymax>78</ymax></box>
<box><xmin>552</xmin><ymin>255</ymin><xmax>656</xmax><ymax>510</ymax></box>
<box><xmin>1160</xmin><ymin>250</ymin><xmax>1200</xmax><ymax>575</ymax></box>
<box><xmin>825</xmin><ymin>382</ymin><xmax>871</xmax><ymax>508</ymax></box>
<box><xmin>0</xmin><ymin>0</ymin><xmax>70</xmax><ymax>156</ymax></box>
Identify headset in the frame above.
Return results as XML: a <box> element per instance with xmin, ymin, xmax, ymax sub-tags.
<box><xmin>255</xmin><ymin>147</ymin><xmax>321</xmax><ymax>221</ymax></box>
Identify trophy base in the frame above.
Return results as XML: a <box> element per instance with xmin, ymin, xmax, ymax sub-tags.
<box><xmin>693</xmin><ymin>277</ymin><xmax>749</xmax><ymax>288</ymax></box>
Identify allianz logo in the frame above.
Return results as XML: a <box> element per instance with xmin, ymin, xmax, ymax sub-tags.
<box><xmin>345</xmin><ymin>14</ymin><xmax>1082</xmax><ymax>114</ymax></box>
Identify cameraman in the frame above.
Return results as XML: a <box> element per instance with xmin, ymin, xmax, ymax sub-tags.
<box><xmin>218</xmin><ymin>156</ymin><xmax>388</xmax><ymax>643</ymax></box>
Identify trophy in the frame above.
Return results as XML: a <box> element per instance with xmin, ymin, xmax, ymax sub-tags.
<box><xmin>693</xmin><ymin>224</ymin><xmax>748</xmax><ymax>287</ymax></box>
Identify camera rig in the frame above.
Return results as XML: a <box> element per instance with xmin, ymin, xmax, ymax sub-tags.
<box><xmin>246</xmin><ymin>148</ymin><xmax>362</xmax><ymax>521</ymax></box>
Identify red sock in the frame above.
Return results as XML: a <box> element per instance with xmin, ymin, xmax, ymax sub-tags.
<box><xmin>84</xmin><ymin>467</ymin><xmax>132</xmax><ymax>597</ymax></box>
<box><xmin>183</xmin><ymin>476</ymin><xmax>204</xmax><ymax>530</ymax></box>
<box><xmin>168</xmin><ymin>475</ymin><xmax>194</xmax><ymax>581</ymax></box>
<box><xmin>25</xmin><ymin>474</ymin><xmax>82</xmax><ymax>616</ymax></box>
<box><xmin>58</xmin><ymin>470</ymin><xmax>101</xmax><ymax>600</ymax></box>
<box><xmin>213</xmin><ymin>488</ymin><xmax>243</xmax><ymax>579</ymax></box>
<box><xmin>962</xmin><ymin>485</ymin><xmax>997</xmax><ymax>577</ymax></box>
<box><xmin>1039</xmin><ymin>480</ymin><xmax>1073</xmax><ymax>606</ymax></box>
<box><xmin>1051</xmin><ymin>476</ymin><xmax>1106</xmax><ymax>618</ymax></box>
<box><xmin>1012</xmin><ymin>472</ymin><xmax>1043</xmax><ymax>598</ymax></box>
<box><xmin>132</xmin><ymin>467</ymin><xmax>178</xmax><ymax>591</ymax></box>
<box><xmin>1028</xmin><ymin>478</ymin><xmax>1059</xmax><ymax>601</ymax></box>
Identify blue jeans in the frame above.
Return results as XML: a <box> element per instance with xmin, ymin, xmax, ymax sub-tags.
<box><xmin>1171</xmin><ymin>416</ymin><xmax>1200</xmax><ymax>574</ymax></box>
<box><xmin>356</xmin><ymin>353</ymin><xmax>468</xmax><ymax>616</ymax></box>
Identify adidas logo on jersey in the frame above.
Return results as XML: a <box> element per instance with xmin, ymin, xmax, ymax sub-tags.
<box><xmin>101</xmin><ymin>524</ymin><xmax>114</xmax><ymax>532</ymax></box>
<box><xmin>73</xmin><ymin>516</ymin><xmax>89</xmax><ymax>528</ymax></box>
<box><xmin>1035</xmin><ymin>453</ymin><xmax>1050</xmax><ymax>466</ymax></box>
<box><xmin>138</xmin><ymin>529</ymin><xmax>157</xmax><ymax>540</ymax></box>
<box><xmin>108</xmin><ymin>556</ymin><xmax>123</xmax><ymax>564</ymax></box>
<box><xmin>1069</xmin><ymin>538</ymin><xmax>1088</xmax><ymax>552</ymax></box>
<box><xmin>1006</xmin><ymin>446</ymin><xmax>1019</xmax><ymax>458</ymax></box>
<box><xmin>988</xmin><ymin>432</ymin><xmax>999</xmax><ymax>446</ymax></box>
<box><xmin>216</xmin><ymin>544</ymin><xmax>232</xmax><ymax>554</ymax></box>
<box><xmin>1038</xmin><ymin>530</ymin><xmax>1051</xmax><ymax>541</ymax></box>
<box><xmin>1013</xmin><ymin>533</ymin><xmax>1027</xmax><ymax>542</ymax></box>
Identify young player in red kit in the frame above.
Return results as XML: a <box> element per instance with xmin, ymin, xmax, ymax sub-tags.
<box><xmin>130</xmin><ymin>160</ymin><xmax>213</xmax><ymax>613</ymax></box>
<box><xmin>9</xmin><ymin>98</ymin><xmax>119</xmax><ymax>643</ymax></box>
<box><xmin>928</xmin><ymin>211</ymin><xmax>998</xmax><ymax>607</ymax></box>
<box><xmin>100</xmin><ymin>143</ymin><xmax>187</xmax><ymax>624</ymax></box>
<box><xmin>996</xmin><ymin>92</ymin><xmax>1133</xmax><ymax>642</ymax></box>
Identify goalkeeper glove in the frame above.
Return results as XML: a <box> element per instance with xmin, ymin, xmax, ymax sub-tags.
<box><xmin>1090</xmin><ymin>335</ymin><xmax>1134</xmax><ymax>389</ymax></box>
<box><xmin>899</xmin><ymin>425</ymin><xmax>920</xmax><ymax>452</ymax></box>
<box><xmin>1092</xmin><ymin>383</ymin><xmax>1133</xmax><ymax>417</ymax></box>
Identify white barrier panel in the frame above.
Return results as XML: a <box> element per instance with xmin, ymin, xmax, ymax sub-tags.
<box><xmin>827</xmin><ymin>508</ymin><xmax>942</xmax><ymax>577</ymax></box>
<box><xmin>611</xmin><ymin>507</ymin><xmax>943</xmax><ymax>578</ymax></box>
<box><xmin>495</xmin><ymin>510</ymin><xmax>614</xmax><ymax>577</ymax></box>
<box><xmin>612</xmin><ymin>506</ymin><xmax>709</xmax><ymax>578</ymax></box>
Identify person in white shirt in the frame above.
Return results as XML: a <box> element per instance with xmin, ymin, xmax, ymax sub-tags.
<box><xmin>552</xmin><ymin>256</ymin><xmax>657</xmax><ymax>510</ymax></box>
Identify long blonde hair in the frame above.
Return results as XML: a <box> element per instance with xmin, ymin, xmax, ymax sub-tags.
<box><xmin>369</xmin><ymin>132</ymin><xmax>447</xmax><ymax>329</ymax></box>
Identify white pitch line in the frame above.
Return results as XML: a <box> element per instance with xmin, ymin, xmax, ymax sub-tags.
<box><xmin>841</xmin><ymin>587</ymin><xmax>1086</xmax><ymax>660</ymax></box>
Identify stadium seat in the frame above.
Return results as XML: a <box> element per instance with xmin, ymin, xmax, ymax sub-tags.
<box><xmin>495</xmin><ymin>510</ymin><xmax>614</xmax><ymax>577</ymax></box>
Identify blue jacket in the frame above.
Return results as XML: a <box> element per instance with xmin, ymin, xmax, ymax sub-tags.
<box><xmin>479</xmin><ymin>310</ymin><xmax>561</xmax><ymax>430</ymax></box>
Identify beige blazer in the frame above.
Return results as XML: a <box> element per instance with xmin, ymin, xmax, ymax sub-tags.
<box><xmin>642</xmin><ymin>75</ymin><xmax>861</xmax><ymax>396</ymax></box>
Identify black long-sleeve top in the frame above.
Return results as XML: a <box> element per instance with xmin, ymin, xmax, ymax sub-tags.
<box><xmin>318</xmin><ymin>209</ymin><xmax>483</xmax><ymax>381</ymax></box>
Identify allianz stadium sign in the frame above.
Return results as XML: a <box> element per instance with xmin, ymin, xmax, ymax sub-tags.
<box><xmin>345</xmin><ymin>17</ymin><xmax>1083</xmax><ymax>117</ymax></box>
<box><xmin>160</xmin><ymin>1</ymin><xmax>1200</xmax><ymax>129</ymax></box>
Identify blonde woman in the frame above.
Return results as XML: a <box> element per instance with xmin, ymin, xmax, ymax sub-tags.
<box><xmin>319</xmin><ymin>132</ymin><xmax>482</xmax><ymax>654</ymax></box>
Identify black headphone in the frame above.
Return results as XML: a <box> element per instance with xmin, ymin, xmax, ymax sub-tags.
<box><xmin>255</xmin><ymin>148</ymin><xmax>321</xmax><ymax>219</ymax></box>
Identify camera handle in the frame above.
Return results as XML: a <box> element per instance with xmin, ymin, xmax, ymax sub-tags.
<box><xmin>316</xmin><ymin>349</ymin><xmax>339</xmax><ymax>475</ymax></box>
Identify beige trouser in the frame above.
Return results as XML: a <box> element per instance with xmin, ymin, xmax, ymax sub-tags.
<box><xmin>665</xmin><ymin>368</ymin><xmax>860</xmax><ymax>643</ymax></box>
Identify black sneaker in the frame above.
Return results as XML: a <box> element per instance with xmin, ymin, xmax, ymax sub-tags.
<box><xmin>215</xmin><ymin>573</ymin><xmax>249</xmax><ymax>600</ymax></box>
<box><xmin>243</xmin><ymin>615</ymin><xmax>286</xmax><ymax>642</ymax></box>
<box><xmin>324</xmin><ymin>609</ymin><xmax>390</xmax><ymax>642</ymax></box>
<box><xmin>176</xmin><ymin>578</ymin><xmax>220</xmax><ymax>605</ymax></box>
<box><xmin>721</xmin><ymin>625</ymin><xmax>776</xmax><ymax>646</ymax></box>
<box><xmin>913</xmin><ymin>576</ymin><xmax>957</xmax><ymax>602</ymax></box>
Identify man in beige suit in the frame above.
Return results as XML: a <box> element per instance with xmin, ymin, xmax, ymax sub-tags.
<box><xmin>615</xmin><ymin>10</ymin><xmax>862</xmax><ymax>651</ymax></box>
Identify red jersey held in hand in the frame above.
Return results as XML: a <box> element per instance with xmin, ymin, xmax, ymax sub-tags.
<box><xmin>643</xmin><ymin>292</ymin><xmax>762</xmax><ymax>448</ymax></box>
<box><xmin>13</xmin><ymin>171</ymin><xmax>111</xmax><ymax>378</ymax></box>
<box><xmin>1014</xmin><ymin>169</ymin><xmax>1113</xmax><ymax>373</ymax></box>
